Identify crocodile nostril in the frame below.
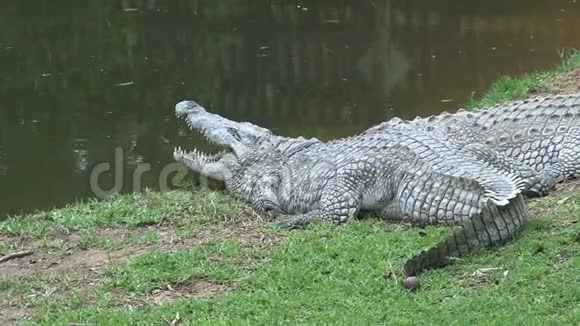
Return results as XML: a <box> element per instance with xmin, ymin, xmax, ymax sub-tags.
<box><xmin>175</xmin><ymin>100</ymin><xmax>206</xmax><ymax>115</ymax></box>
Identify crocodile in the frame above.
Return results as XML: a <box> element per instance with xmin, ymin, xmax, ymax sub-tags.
<box><xmin>368</xmin><ymin>94</ymin><xmax>580</xmax><ymax>196</ymax></box>
<box><xmin>173</xmin><ymin>100</ymin><xmax>529</xmax><ymax>285</ymax></box>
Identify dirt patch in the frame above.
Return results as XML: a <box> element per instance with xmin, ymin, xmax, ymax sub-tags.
<box><xmin>0</xmin><ymin>307</ymin><xmax>35</xmax><ymax>326</ymax></box>
<box><xmin>0</xmin><ymin>218</ymin><xmax>282</xmax><ymax>276</ymax></box>
<box><xmin>529</xmin><ymin>180</ymin><xmax>579</xmax><ymax>228</ymax></box>
<box><xmin>0</xmin><ymin>245</ymin><xmax>147</xmax><ymax>277</ymax></box>
<box><xmin>550</xmin><ymin>68</ymin><xmax>580</xmax><ymax>94</ymax></box>
<box><xmin>0</xmin><ymin>218</ymin><xmax>281</xmax><ymax>321</ymax></box>
<box><xmin>555</xmin><ymin>252</ymin><xmax>573</xmax><ymax>264</ymax></box>
<box><xmin>553</xmin><ymin>178</ymin><xmax>580</xmax><ymax>194</ymax></box>
<box><xmin>168</xmin><ymin>223</ymin><xmax>282</xmax><ymax>249</ymax></box>
<box><xmin>149</xmin><ymin>279</ymin><xmax>229</xmax><ymax>305</ymax></box>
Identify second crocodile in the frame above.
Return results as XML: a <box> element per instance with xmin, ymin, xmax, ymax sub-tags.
<box><xmin>369</xmin><ymin>94</ymin><xmax>580</xmax><ymax>195</ymax></box>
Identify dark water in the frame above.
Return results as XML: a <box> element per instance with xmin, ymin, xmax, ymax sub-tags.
<box><xmin>1</xmin><ymin>0</ymin><xmax>580</xmax><ymax>218</ymax></box>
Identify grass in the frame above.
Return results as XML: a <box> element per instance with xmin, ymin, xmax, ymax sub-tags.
<box><xmin>1</xmin><ymin>53</ymin><xmax>580</xmax><ymax>325</ymax></box>
<box><xmin>466</xmin><ymin>49</ymin><xmax>580</xmax><ymax>108</ymax></box>
<box><xmin>0</xmin><ymin>190</ymin><xmax>246</xmax><ymax>238</ymax></box>
<box><xmin>1</xmin><ymin>188</ymin><xmax>578</xmax><ymax>325</ymax></box>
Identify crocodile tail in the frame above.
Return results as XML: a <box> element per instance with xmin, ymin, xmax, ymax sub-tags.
<box><xmin>403</xmin><ymin>194</ymin><xmax>528</xmax><ymax>277</ymax></box>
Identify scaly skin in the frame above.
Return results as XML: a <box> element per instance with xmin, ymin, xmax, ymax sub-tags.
<box><xmin>370</xmin><ymin>94</ymin><xmax>580</xmax><ymax>195</ymax></box>
<box><xmin>404</xmin><ymin>193</ymin><xmax>527</xmax><ymax>276</ymax></box>
<box><xmin>173</xmin><ymin>100</ymin><xmax>529</xmax><ymax>283</ymax></box>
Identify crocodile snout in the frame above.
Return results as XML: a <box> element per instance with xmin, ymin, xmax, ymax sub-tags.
<box><xmin>175</xmin><ymin>100</ymin><xmax>206</xmax><ymax>116</ymax></box>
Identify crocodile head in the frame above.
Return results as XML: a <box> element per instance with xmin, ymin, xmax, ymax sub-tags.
<box><xmin>173</xmin><ymin>100</ymin><xmax>275</xmax><ymax>186</ymax></box>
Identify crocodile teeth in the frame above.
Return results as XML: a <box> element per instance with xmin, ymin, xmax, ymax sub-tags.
<box><xmin>173</xmin><ymin>146</ymin><xmax>184</xmax><ymax>159</ymax></box>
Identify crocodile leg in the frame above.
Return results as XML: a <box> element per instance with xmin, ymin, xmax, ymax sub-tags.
<box><xmin>530</xmin><ymin>127</ymin><xmax>580</xmax><ymax>191</ymax></box>
<box><xmin>276</xmin><ymin>177</ymin><xmax>362</xmax><ymax>229</ymax></box>
<box><xmin>462</xmin><ymin>143</ymin><xmax>554</xmax><ymax>196</ymax></box>
<box><xmin>275</xmin><ymin>210</ymin><xmax>328</xmax><ymax>229</ymax></box>
<box><xmin>547</xmin><ymin>127</ymin><xmax>580</xmax><ymax>177</ymax></box>
<box><xmin>250</xmin><ymin>175</ymin><xmax>284</xmax><ymax>219</ymax></box>
<box><xmin>403</xmin><ymin>194</ymin><xmax>527</xmax><ymax>277</ymax></box>
<box><xmin>535</xmin><ymin>162</ymin><xmax>580</xmax><ymax>192</ymax></box>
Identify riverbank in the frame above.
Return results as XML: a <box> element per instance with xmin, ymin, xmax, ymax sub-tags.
<box><xmin>2</xmin><ymin>53</ymin><xmax>580</xmax><ymax>325</ymax></box>
<box><xmin>467</xmin><ymin>49</ymin><xmax>580</xmax><ymax>108</ymax></box>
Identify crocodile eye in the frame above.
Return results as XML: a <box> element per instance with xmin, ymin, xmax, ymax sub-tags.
<box><xmin>228</xmin><ymin>128</ymin><xmax>241</xmax><ymax>141</ymax></box>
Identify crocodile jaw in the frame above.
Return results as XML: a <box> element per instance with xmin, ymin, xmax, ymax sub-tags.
<box><xmin>173</xmin><ymin>146</ymin><xmax>235</xmax><ymax>183</ymax></box>
<box><xmin>175</xmin><ymin>100</ymin><xmax>274</xmax><ymax>157</ymax></box>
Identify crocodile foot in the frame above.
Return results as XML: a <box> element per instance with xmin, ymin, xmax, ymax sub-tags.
<box><xmin>275</xmin><ymin>215</ymin><xmax>310</xmax><ymax>229</ymax></box>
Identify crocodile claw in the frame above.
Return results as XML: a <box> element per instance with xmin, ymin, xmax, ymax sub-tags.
<box><xmin>275</xmin><ymin>215</ymin><xmax>310</xmax><ymax>229</ymax></box>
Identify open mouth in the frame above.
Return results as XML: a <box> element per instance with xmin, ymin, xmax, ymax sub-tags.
<box><xmin>174</xmin><ymin>119</ymin><xmax>235</xmax><ymax>167</ymax></box>
<box><xmin>174</xmin><ymin>104</ymin><xmax>240</xmax><ymax>167</ymax></box>
<box><xmin>173</xmin><ymin>146</ymin><xmax>231</xmax><ymax>166</ymax></box>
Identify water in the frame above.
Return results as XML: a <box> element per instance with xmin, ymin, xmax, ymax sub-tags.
<box><xmin>1</xmin><ymin>0</ymin><xmax>579</xmax><ymax>218</ymax></box>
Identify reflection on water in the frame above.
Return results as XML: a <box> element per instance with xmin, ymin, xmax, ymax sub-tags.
<box><xmin>1</xmin><ymin>0</ymin><xmax>579</xmax><ymax>217</ymax></box>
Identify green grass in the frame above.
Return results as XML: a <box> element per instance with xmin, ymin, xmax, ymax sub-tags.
<box><xmin>0</xmin><ymin>188</ymin><xmax>577</xmax><ymax>325</ymax></box>
<box><xmin>2</xmin><ymin>52</ymin><xmax>580</xmax><ymax>325</ymax></box>
<box><xmin>102</xmin><ymin>241</ymin><xmax>245</xmax><ymax>294</ymax></box>
<box><xmin>0</xmin><ymin>189</ymin><xmax>246</xmax><ymax>239</ymax></box>
<box><xmin>467</xmin><ymin>49</ymin><xmax>580</xmax><ymax>108</ymax></box>
<box><xmin>76</xmin><ymin>228</ymin><xmax>161</xmax><ymax>251</ymax></box>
